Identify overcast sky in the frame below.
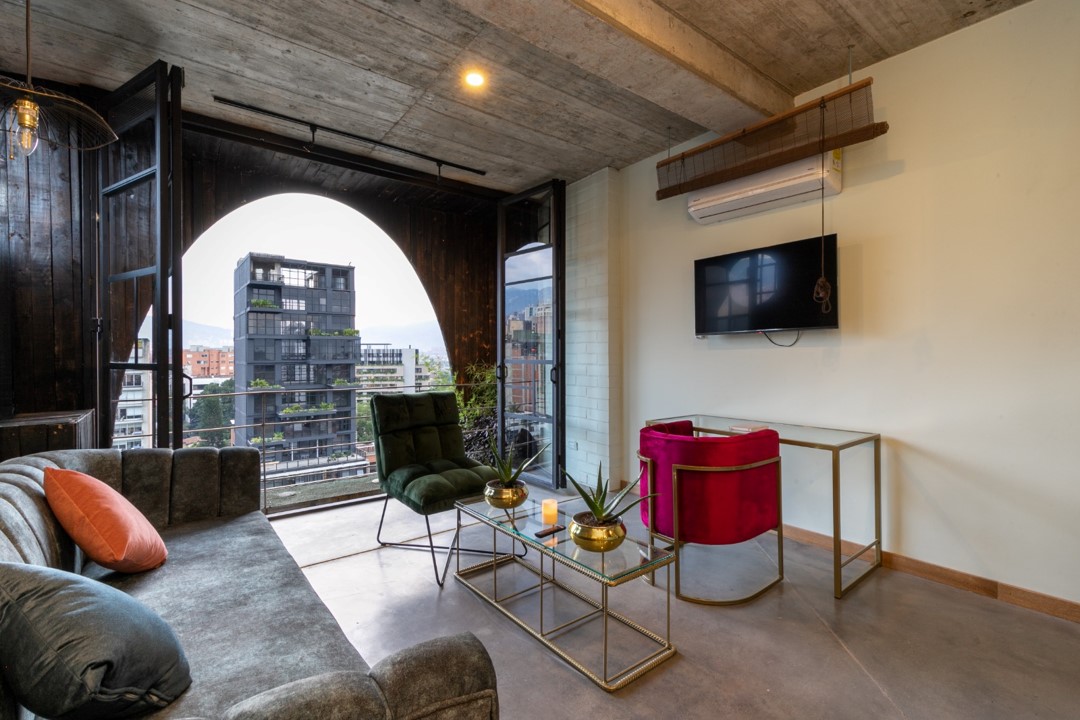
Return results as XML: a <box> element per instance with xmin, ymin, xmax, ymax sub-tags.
<box><xmin>183</xmin><ymin>193</ymin><xmax>443</xmax><ymax>352</ymax></box>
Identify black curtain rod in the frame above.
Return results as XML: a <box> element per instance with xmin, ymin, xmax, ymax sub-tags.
<box><xmin>212</xmin><ymin>95</ymin><xmax>486</xmax><ymax>177</ymax></box>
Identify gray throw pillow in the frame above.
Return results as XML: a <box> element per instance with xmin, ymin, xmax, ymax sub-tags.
<box><xmin>0</xmin><ymin>562</ymin><xmax>191</xmax><ymax>719</ymax></box>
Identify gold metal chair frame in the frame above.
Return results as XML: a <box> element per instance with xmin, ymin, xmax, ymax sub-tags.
<box><xmin>640</xmin><ymin>452</ymin><xmax>784</xmax><ymax>605</ymax></box>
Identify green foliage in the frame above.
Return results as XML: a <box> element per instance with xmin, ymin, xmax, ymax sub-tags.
<box><xmin>280</xmin><ymin>404</ymin><xmax>303</xmax><ymax>414</ymax></box>
<box><xmin>564</xmin><ymin>464</ymin><xmax>654</xmax><ymax>524</ymax></box>
<box><xmin>488</xmin><ymin>436</ymin><xmax>548</xmax><ymax>488</ymax></box>
<box><xmin>355</xmin><ymin>400</ymin><xmax>374</xmax><ymax>443</ymax></box>
<box><xmin>249</xmin><ymin>299</ymin><xmax>279</xmax><ymax>308</ymax></box>
<box><xmin>456</xmin><ymin>362</ymin><xmax>497</xmax><ymax>428</ymax></box>
<box><xmin>420</xmin><ymin>352</ymin><xmax>453</xmax><ymax>390</ymax></box>
<box><xmin>457</xmin><ymin>362</ymin><xmax>498</xmax><ymax>462</ymax></box>
<box><xmin>317</xmin><ymin>402</ymin><xmax>335</xmax><ymax>410</ymax></box>
<box><xmin>187</xmin><ymin>380</ymin><xmax>234</xmax><ymax>449</ymax></box>
<box><xmin>341</xmin><ymin>328</ymin><xmax>359</xmax><ymax>336</ymax></box>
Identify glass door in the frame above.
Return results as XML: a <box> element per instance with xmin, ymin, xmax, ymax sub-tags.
<box><xmin>497</xmin><ymin>180</ymin><xmax>566</xmax><ymax>488</ymax></box>
<box><xmin>95</xmin><ymin>61</ymin><xmax>186</xmax><ymax>448</ymax></box>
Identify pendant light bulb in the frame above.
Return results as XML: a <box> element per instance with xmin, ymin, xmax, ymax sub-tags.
<box><xmin>13</xmin><ymin>97</ymin><xmax>40</xmax><ymax>157</ymax></box>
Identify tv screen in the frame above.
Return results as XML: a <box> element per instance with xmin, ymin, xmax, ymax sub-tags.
<box><xmin>694</xmin><ymin>234</ymin><xmax>838</xmax><ymax>335</ymax></box>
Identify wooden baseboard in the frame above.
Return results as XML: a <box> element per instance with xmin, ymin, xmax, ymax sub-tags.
<box><xmin>782</xmin><ymin>524</ymin><xmax>1080</xmax><ymax>624</ymax></box>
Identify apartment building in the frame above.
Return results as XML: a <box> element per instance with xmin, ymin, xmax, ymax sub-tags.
<box><xmin>233</xmin><ymin>253</ymin><xmax>360</xmax><ymax>462</ymax></box>
<box><xmin>182</xmin><ymin>346</ymin><xmax>235</xmax><ymax>378</ymax></box>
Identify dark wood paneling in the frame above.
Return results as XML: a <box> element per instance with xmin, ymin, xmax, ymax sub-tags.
<box><xmin>0</xmin><ymin>142</ymin><xmax>90</xmax><ymax>418</ymax></box>
<box><xmin>0</xmin><ymin>409</ymin><xmax>95</xmax><ymax>461</ymax></box>
<box><xmin>184</xmin><ymin>141</ymin><xmax>499</xmax><ymax>381</ymax></box>
<box><xmin>0</xmin><ymin>119</ymin><xmax>497</xmax><ymax>438</ymax></box>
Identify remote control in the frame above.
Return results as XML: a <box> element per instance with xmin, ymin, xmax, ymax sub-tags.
<box><xmin>534</xmin><ymin>524</ymin><xmax>564</xmax><ymax>538</ymax></box>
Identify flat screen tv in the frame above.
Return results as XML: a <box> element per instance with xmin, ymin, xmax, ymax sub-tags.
<box><xmin>694</xmin><ymin>234</ymin><xmax>838</xmax><ymax>336</ymax></box>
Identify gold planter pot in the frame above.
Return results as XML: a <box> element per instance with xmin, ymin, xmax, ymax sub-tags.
<box><xmin>568</xmin><ymin>512</ymin><xmax>626</xmax><ymax>553</ymax></box>
<box><xmin>484</xmin><ymin>480</ymin><xmax>529</xmax><ymax>509</ymax></box>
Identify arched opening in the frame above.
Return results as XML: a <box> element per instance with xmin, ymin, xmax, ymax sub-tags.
<box><xmin>178</xmin><ymin>193</ymin><xmax>449</xmax><ymax>511</ymax></box>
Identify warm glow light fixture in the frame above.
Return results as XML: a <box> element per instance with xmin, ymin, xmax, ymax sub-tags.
<box><xmin>464</xmin><ymin>71</ymin><xmax>486</xmax><ymax>88</ymax></box>
<box><xmin>1</xmin><ymin>0</ymin><xmax>117</xmax><ymax>159</ymax></box>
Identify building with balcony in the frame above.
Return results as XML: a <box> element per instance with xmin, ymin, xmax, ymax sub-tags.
<box><xmin>112</xmin><ymin>339</ymin><xmax>153</xmax><ymax>451</ymax></box>
<box><xmin>233</xmin><ymin>253</ymin><xmax>361</xmax><ymax>462</ymax></box>
<box><xmin>355</xmin><ymin>343</ymin><xmax>433</xmax><ymax>391</ymax></box>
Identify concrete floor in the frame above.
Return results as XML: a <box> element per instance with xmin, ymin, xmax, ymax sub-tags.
<box><xmin>271</xmin><ymin>493</ymin><xmax>1080</xmax><ymax>719</ymax></box>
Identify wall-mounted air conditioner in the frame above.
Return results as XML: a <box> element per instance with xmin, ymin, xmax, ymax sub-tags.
<box><xmin>687</xmin><ymin>150</ymin><xmax>842</xmax><ymax>225</ymax></box>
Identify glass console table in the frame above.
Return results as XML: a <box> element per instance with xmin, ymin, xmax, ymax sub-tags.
<box><xmin>646</xmin><ymin>414</ymin><xmax>882</xmax><ymax>598</ymax></box>
<box><xmin>455</xmin><ymin>496</ymin><xmax>676</xmax><ymax>691</ymax></box>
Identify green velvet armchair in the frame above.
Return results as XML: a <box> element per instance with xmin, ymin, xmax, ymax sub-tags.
<box><xmin>370</xmin><ymin>391</ymin><xmax>500</xmax><ymax>586</ymax></box>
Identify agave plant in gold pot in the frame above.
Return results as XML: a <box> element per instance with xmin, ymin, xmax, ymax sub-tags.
<box><xmin>564</xmin><ymin>464</ymin><xmax>654</xmax><ymax>552</ymax></box>
<box><xmin>483</xmin><ymin>436</ymin><xmax>548</xmax><ymax>510</ymax></box>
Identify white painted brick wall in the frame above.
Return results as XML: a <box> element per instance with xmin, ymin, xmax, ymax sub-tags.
<box><xmin>564</xmin><ymin>167</ymin><xmax>624</xmax><ymax>489</ymax></box>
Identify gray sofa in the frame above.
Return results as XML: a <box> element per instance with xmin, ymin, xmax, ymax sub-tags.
<box><xmin>0</xmin><ymin>447</ymin><xmax>499</xmax><ymax>720</ymax></box>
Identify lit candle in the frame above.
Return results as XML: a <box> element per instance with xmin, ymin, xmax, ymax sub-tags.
<box><xmin>541</xmin><ymin>498</ymin><xmax>559</xmax><ymax>525</ymax></box>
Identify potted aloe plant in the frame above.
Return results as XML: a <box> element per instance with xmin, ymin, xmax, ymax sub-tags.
<box><xmin>564</xmin><ymin>464</ymin><xmax>654</xmax><ymax>552</ymax></box>
<box><xmin>483</xmin><ymin>436</ymin><xmax>548</xmax><ymax>509</ymax></box>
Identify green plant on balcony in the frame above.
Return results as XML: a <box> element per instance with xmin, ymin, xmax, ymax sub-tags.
<box><xmin>341</xmin><ymin>328</ymin><xmax>359</xmax><ymax>336</ymax></box>
<box><xmin>332</xmin><ymin>378</ymin><xmax>354</xmax><ymax>386</ymax></box>
<box><xmin>280</xmin><ymin>404</ymin><xmax>304</xmax><ymax>414</ymax></box>
<box><xmin>248</xmin><ymin>378</ymin><xmax>282</xmax><ymax>390</ymax></box>
<box><xmin>317</xmin><ymin>402</ymin><xmax>335</xmax><ymax>410</ymax></box>
<box><xmin>308</xmin><ymin>328</ymin><xmax>325</xmax><ymax>336</ymax></box>
<box><xmin>249</xmin><ymin>299</ymin><xmax>279</xmax><ymax>309</ymax></box>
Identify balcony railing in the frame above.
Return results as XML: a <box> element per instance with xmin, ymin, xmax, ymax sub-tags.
<box><xmin>111</xmin><ymin>378</ymin><xmax>498</xmax><ymax>515</ymax></box>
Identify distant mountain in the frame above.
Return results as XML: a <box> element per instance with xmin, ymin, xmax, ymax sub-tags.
<box><xmin>505</xmin><ymin>285</ymin><xmax>551</xmax><ymax>316</ymax></box>
<box><xmin>183</xmin><ymin>320</ymin><xmax>234</xmax><ymax>348</ymax></box>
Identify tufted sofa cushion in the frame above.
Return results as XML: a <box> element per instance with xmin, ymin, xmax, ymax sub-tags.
<box><xmin>371</xmin><ymin>392</ymin><xmax>499</xmax><ymax>515</ymax></box>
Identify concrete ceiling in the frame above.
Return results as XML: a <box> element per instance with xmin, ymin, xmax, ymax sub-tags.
<box><xmin>0</xmin><ymin>0</ymin><xmax>1031</xmax><ymax>194</ymax></box>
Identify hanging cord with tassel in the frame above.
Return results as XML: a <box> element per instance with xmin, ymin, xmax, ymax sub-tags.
<box><xmin>812</xmin><ymin>98</ymin><xmax>832</xmax><ymax>314</ymax></box>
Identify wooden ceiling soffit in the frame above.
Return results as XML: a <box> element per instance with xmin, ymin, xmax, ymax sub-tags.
<box><xmin>655</xmin><ymin>78</ymin><xmax>889</xmax><ymax>201</ymax></box>
<box><xmin>182</xmin><ymin>113</ymin><xmax>505</xmax><ymax>203</ymax></box>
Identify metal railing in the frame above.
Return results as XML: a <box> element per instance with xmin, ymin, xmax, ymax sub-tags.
<box><xmin>111</xmin><ymin>379</ymin><xmax>499</xmax><ymax>514</ymax></box>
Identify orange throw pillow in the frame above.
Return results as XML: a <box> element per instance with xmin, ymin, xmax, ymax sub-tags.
<box><xmin>44</xmin><ymin>467</ymin><xmax>168</xmax><ymax>573</ymax></box>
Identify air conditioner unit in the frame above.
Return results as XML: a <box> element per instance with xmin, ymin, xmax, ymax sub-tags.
<box><xmin>687</xmin><ymin>150</ymin><xmax>842</xmax><ymax>224</ymax></box>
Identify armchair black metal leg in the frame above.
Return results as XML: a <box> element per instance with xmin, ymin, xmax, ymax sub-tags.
<box><xmin>376</xmin><ymin>495</ymin><xmax>525</xmax><ymax>586</ymax></box>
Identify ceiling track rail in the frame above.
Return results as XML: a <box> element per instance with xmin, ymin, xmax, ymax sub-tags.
<box><xmin>182</xmin><ymin>112</ymin><xmax>505</xmax><ymax>202</ymax></box>
<box><xmin>212</xmin><ymin>95</ymin><xmax>485</xmax><ymax>176</ymax></box>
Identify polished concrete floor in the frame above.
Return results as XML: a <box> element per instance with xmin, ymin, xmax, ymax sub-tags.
<box><xmin>271</xmin><ymin>494</ymin><xmax>1080</xmax><ymax>719</ymax></box>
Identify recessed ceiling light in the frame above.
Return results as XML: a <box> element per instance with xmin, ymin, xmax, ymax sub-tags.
<box><xmin>464</xmin><ymin>71</ymin><xmax>485</xmax><ymax>88</ymax></box>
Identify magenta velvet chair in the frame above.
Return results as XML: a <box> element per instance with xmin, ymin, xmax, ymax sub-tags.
<box><xmin>638</xmin><ymin>420</ymin><xmax>783</xmax><ymax>604</ymax></box>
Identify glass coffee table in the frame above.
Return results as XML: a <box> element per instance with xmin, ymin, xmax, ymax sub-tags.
<box><xmin>455</xmin><ymin>495</ymin><xmax>676</xmax><ymax>691</ymax></box>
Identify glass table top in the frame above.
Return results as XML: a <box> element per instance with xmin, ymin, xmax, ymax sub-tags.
<box><xmin>456</xmin><ymin>495</ymin><xmax>672</xmax><ymax>585</ymax></box>
<box><xmin>647</xmin><ymin>414</ymin><xmax>879</xmax><ymax>450</ymax></box>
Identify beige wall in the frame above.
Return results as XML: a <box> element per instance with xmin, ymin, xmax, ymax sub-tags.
<box><xmin>603</xmin><ymin>0</ymin><xmax>1080</xmax><ymax>602</ymax></box>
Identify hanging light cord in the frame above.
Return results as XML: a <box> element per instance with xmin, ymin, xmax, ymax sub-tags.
<box><xmin>812</xmin><ymin>99</ymin><xmax>833</xmax><ymax>314</ymax></box>
<box><xmin>25</xmin><ymin>0</ymin><xmax>32</xmax><ymax>85</ymax></box>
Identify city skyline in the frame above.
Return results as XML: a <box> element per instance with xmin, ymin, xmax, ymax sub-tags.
<box><xmin>182</xmin><ymin>193</ymin><xmax>446</xmax><ymax>357</ymax></box>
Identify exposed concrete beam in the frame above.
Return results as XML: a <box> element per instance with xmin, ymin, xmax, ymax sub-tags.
<box><xmin>448</xmin><ymin>0</ymin><xmax>791</xmax><ymax>135</ymax></box>
<box><xmin>567</xmin><ymin>0</ymin><xmax>791</xmax><ymax>115</ymax></box>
